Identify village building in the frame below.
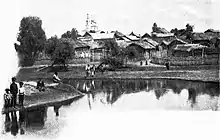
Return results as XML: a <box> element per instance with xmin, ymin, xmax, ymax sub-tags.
<box><xmin>172</xmin><ymin>44</ymin><xmax>207</xmax><ymax>57</ymax></box>
<box><xmin>125</xmin><ymin>41</ymin><xmax>156</xmax><ymax>60</ymax></box>
<box><xmin>73</xmin><ymin>40</ymin><xmax>91</xmax><ymax>58</ymax></box>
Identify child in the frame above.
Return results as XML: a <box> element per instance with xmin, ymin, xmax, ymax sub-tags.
<box><xmin>4</xmin><ymin>88</ymin><xmax>12</xmax><ymax>108</ymax></box>
<box><xmin>18</xmin><ymin>82</ymin><xmax>25</xmax><ymax>106</ymax></box>
<box><xmin>37</xmin><ymin>79</ymin><xmax>45</xmax><ymax>92</ymax></box>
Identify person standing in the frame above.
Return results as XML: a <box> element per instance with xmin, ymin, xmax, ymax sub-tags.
<box><xmin>4</xmin><ymin>88</ymin><xmax>12</xmax><ymax>108</ymax></box>
<box><xmin>91</xmin><ymin>65</ymin><xmax>96</xmax><ymax>77</ymax></box>
<box><xmin>10</xmin><ymin>77</ymin><xmax>18</xmax><ymax>108</ymax></box>
<box><xmin>85</xmin><ymin>64</ymin><xmax>90</xmax><ymax>77</ymax></box>
<box><xmin>18</xmin><ymin>82</ymin><xmax>25</xmax><ymax>106</ymax></box>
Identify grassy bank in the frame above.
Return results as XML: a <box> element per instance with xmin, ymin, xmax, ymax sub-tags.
<box><xmin>17</xmin><ymin>65</ymin><xmax>219</xmax><ymax>82</ymax></box>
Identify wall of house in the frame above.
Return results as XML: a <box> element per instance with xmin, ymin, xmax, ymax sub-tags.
<box><xmin>151</xmin><ymin>50</ymin><xmax>167</xmax><ymax>58</ymax></box>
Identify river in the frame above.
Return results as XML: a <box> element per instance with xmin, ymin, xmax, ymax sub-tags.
<box><xmin>1</xmin><ymin>79</ymin><xmax>219</xmax><ymax>139</ymax></box>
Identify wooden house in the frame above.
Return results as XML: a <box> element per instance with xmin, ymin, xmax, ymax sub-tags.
<box><xmin>74</xmin><ymin>40</ymin><xmax>91</xmax><ymax>58</ymax></box>
<box><xmin>126</xmin><ymin>41</ymin><xmax>155</xmax><ymax>60</ymax></box>
<box><xmin>172</xmin><ymin>44</ymin><xmax>207</xmax><ymax>57</ymax></box>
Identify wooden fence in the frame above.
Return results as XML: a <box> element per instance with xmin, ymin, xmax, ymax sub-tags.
<box><xmin>151</xmin><ymin>56</ymin><xmax>219</xmax><ymax>66</ymax></box>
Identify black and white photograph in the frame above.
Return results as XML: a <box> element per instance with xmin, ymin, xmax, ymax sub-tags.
<box><xmin>0</xmin><ymin>0</ymin><xmax>220</xmax><ymax>140</ymax></box>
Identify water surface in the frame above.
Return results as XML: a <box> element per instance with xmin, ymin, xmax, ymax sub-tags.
<box><xmin>2</xmin><ymin>79</ymin><xmax>219</xmax><ymax>138</ymax></box>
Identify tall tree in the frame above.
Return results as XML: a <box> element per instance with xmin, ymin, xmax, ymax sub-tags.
<box><xmin>46</xmin><ymin>37</ymin><xmax>74</xmax><ymax>68</ymax></box>
<box><xmin>14</xmin><ymin>16</ymin><xmax>46</xmax><ymax>66</ymax></box>
<box><xmin>61</xmin><ymin>28</ymin><xmax>78</xmax><ymax>40</ymax></box>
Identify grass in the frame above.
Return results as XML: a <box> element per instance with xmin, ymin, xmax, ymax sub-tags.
<box><xmin>17</xmin><ymin>64</ymin><xmax>219</xmax><ymax>82</ymax></box>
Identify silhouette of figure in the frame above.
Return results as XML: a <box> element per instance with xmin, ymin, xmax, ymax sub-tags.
<box><xmin>19</xmin><ymin>110</ymin><xmax>26</xmax><ymax>135</ymax></box>
<box><xmin>4</xmin><ymin>113</ymin><xmax>11</xmax><ymax>133</ymax></box>
<box><xmin>11</xmin><ymin>111</ymin><xmax>19</xmax><ymax>136</ymax></box>
<box><xmin>54</xmin><ymin>105</ymin><xmax>61</xmax><ymax>117</ymax></box>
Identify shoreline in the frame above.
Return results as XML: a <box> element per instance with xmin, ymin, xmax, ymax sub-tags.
<box><xmin>2</xmin><ymin>93</ymin><xmax>84</xmax><ymax>115</ymax></box>
<box><xmin>1</xmin><ymin>83</ymin><xmax>85</xmax><ymax>114</ymax></box>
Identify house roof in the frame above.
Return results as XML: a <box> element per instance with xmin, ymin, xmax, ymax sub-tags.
<box><xmin>89</xmin><ymin>32</ymin><xmax>115</xmax><ymax>40</ymax></box>
<box><xmin>151</xmin><ymin>32</ymin><xmax>174</xmax><ymax>38</ymax></box>
<box><xmin>173</xmin><ymin>44</ymin><xmax>207</xmax><ymax>52</ymax></box>
<box><xmin>204</xmin><ymin>29</ymin><xmax>220</xmax><ymax>34</ymax></box>
<box><xmin>127</xmin><ymin>41</ymin><xmax>155</xmax><ymax>50</ymax></box>
<box><xmin>141</xmin><ymin>33</ymin><xmax>152</xmax><ymax>39</ymax></box>
<box><xmin>167</xmin><ymin>37</ymin><xmax>187</xmax><ymax>46</ymax></box>
<box><xmin>127</xmin><ymin>35</ymin><xmax>140</xmax><ymax>41</ymax></box>
<box><xmin>192</xmin><ymin>32</ymin><xmax>214</xmax><ymax>40</ymax></box>
<box><xmin>73</xmin><ymin>40</ymin><xmax>90</xmax><ymax>49</ymax></box>
<box><xmin>142</xmin><ymin>38</ymin><xmax>159</xmax><ymax>46</ymax></box>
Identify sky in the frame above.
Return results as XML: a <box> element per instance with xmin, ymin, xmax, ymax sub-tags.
<box><xmin>17</xmin><ymin>0</ymin><xmax>220</xmax><ymax>38</ymax></box>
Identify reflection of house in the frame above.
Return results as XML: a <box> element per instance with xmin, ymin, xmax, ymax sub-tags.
<box><xmin>172</xmin><ymin>44</ymin><xmax>207</xmax><ymax>57</ymax></box>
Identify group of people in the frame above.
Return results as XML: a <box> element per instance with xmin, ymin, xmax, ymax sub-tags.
<box><xmin>4</xmin><ymin>77</ymin><xmax>25</xmax><ymax>109</ymax></box>
<box><xmin>85</xmin><ymin>64</ymin><xmax>96</xmax><ymax>77</ymax></box>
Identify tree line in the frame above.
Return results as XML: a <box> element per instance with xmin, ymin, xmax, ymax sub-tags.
<box><xmin>14</xmin><ymin>16</ymin><xmax>78</xmax><ymax>67</ymax></box>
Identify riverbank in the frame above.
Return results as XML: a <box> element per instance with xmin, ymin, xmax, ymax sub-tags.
<box><xmin>2</xmin><ymin>83</ymin><xmax>85</xmax><ymax>114</ymax></box>
<box><xmin>17</xmin><ymin>65</ymin><xmax>219</xmax><ymax>82</ymax></box>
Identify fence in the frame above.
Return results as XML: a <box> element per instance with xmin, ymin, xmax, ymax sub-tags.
<box><xmin>151</xmin><ymin>56</ymin><xmax>219</xmax><ymax>66</ymax></box>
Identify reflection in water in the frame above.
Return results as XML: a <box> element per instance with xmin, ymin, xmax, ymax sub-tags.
<box><xmin>54</xmin><ymin>105</ymin><xmax>61</xmax><ymax>117</ymax></box>
<box><xmin>26</xmin><ymin>107</ymin><xmax>47</xmax><ymax>129</ymax></box>
<box><xmin>2</xmin><ymin>79</ymin><xmax>219</xmax><ymax>138</ymax></box>
<box><xmin>67</xmin><ymin>79</ymin><xmax>219</xmax><ymax>108</ymax></box>
<box><xmin>188</xmin><ymin>88</ymin><xmax>197</xmax><ymax>108</ymax></box>
<box><xmin>4</xmin><ymin>111</ymin><xmax>26</xmax><ymax>136</ymax></box>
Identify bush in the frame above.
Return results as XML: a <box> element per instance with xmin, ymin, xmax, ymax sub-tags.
<box><xmin>101</xmin><ymin>56</ymin><xmax>124</xmax><ymax>68</ymax></box>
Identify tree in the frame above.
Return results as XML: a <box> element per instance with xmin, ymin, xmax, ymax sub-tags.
<box><xmin>185</xmin><ymin>23</ymin><xmax>194</xmax><ymax>41</ymax></box>
<box><xmin>61</xmin><ymin>28</ymin><xmax>78</xmax><ymax>40</ymax></box>
<box><xmin>46</xmin><ymin>37</ymin><xmax>74</xmax><ymax>68</ymax></box>
<box><xmin>14</xmin><ymin>16</ymin><xmax>46</xmax><ymax>66</ymax></box>
<box><xmin>100</xmin><ymin>40</ymin><xmax>126</xmax><ymax>68</ymax></box>
<box><xmin>45</xmin><ymin>35</ymin><xmax>60</xmax><ymax>58</ymax></box>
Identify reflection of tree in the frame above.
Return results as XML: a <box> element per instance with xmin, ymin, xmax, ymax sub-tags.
<box><xmin>154</xmin><ymin>89</ymin><xmax>168</xmax><ymax>100</ymax></box>
<box><xmin>188</xmin><ymin>88</ymin><xmax>197</xmax><ymax>107</ymax></box>
<box><xmin>67</xmin><ymin>79</ymin><xmax>219</xmax><ymax>105</ymax></box>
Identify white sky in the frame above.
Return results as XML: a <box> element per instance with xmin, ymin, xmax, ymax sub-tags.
<box><xmin>17</xmin><ymin>0</ymin><xmax>220</xmax><ymax>38</ymax></box>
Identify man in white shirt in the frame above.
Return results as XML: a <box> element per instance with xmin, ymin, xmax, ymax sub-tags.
<box><xmin>18</xmin><ymin>82</ymin><xmax>25</xmax><ymax>106</ymax></box>
<box><xmin>53</xmin><ymin>72</ymin><xmax>61</xmax><ymax>83</ymax></box>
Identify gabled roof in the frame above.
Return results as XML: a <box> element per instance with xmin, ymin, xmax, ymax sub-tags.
<box><xmin>142</xmin><ymin>38</ymin><xmax>159</xmax><ymax>46</ymax></box>
<box><xmin>173</xmin><ymin>44</ymin><xmax>207</xmax><ymax>52</ymax></box>
<box><xmin>73</xmin><ymin>40</ymin><xmax>90</xmax><ymax>49</ymax></box>
<box><xmin>204</xmin><ymin>29</ymin><xmax>220</xmax><ymax>34</ymax></box>
<box><xmin>126</xmin><ymin>41</ymin><xmax>155</xmax><ymax>50</ymax></box>
<box><xmin>167</xmin><ymin>37</ymin><xmax>187</xmax><ymax>46</ymax></box>
<box><xmin>141</xmin><ymin>33</ymin><xmax>152</xmax><ymax>39</ymax></box>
